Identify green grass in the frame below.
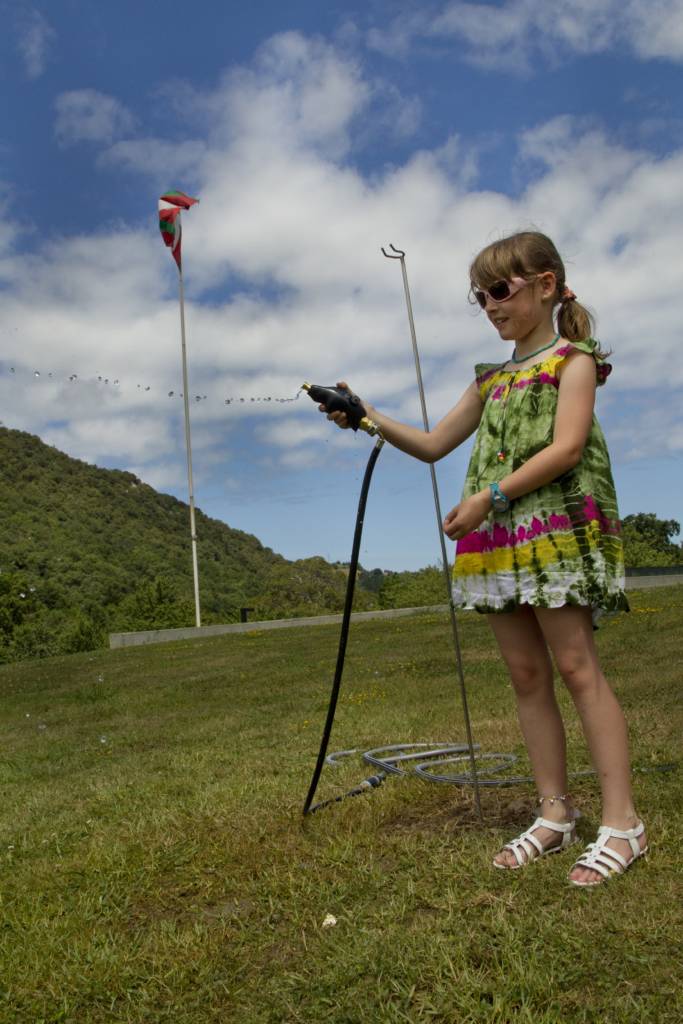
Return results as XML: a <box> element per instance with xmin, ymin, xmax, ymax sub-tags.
<box><xmin>1</xmin><ymin>587</ymin><xmax>682</xmax><ymax>1023</ymax></box>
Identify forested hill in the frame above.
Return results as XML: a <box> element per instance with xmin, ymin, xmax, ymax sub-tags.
<box><xmin>3</xmin><ymin>426</ymin><xmax>677</xmax><ymax>665</ymax></box>
<box><xmin>0</xmin><ymin>426</ymin><xmax>377</xmax><ymax>662</ymax></box>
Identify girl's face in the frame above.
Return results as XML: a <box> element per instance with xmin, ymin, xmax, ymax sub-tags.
<box><xmin>481</xmin><ymin>271</ymin><xmax>556</xmax><ymax>343</ymax></box>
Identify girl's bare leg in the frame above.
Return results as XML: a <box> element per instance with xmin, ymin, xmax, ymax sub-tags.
<box><xmin>533</xmin><ymin>605</ymin><xmax>646</xmax><ymax>884</ymax></box>
<box><xmin>486</xmin><ymin>605</ymin><xmax>576</xmax><ymax>867</ymax></box>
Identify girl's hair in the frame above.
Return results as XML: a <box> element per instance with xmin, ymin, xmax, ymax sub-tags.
<box><xmin>469</xmin><ymin>230</ymin><xmax>599</xmax><ymax>346</ymax></box>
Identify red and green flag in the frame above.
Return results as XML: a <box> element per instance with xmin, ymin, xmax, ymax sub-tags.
<box><xmin>160</xmin><ymin>190</ymin><xmax>199</xmax><ymax>211</ymax></box>
<box><xmin>158</xmin><ymin>190</ymin><xmax>199</xmax><ymax>270</ymax></box>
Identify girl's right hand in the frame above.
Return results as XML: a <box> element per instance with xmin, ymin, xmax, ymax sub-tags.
<box><xmin>318</xmin><ymin>380</ymin><xmax>367</xmax><ymax>430</ymax></box>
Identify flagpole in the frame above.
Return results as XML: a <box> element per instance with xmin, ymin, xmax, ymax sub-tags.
<box><xmin>177</xmin><ymin>257</ymin><xmax>202</xmax><ymax>628</ymax></box>
<box><xmin>159</xmin><ymin>190</ymin><xmax>201</xmax><ymax>628</ymax></box>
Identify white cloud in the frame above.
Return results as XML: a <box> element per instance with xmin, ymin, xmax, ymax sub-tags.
<box><xmin>368</xmin><ymin>0</ymin><xmax>683</xmax><ymax>69</ymax></box>
<box><xmin>54</xmin><ymin>90</ymin><xmax>136</xmax><ymax>146</ymax></box>
<box><xmin>2</xmin><ymin>32</ymin><xmax>683</xmax><ymax>488</ymax></box>
<box><xmin>213</xmin><ymin>32</ymin><xmax>371</xmax><ymax>160</ymax></box>
<box><xmin>610</xmin><ymin>403</ymin><xmax>683</xmax><ymax>461</ymax></box>
<box><xmin>258</xmin><ymin>419</ymin><xmax>328</xmax><ymax>449</ymax></box>
<box><xmin>99</xmin><ymin>138</ymin><xmax>206</xmax><ymax>180</ymax></box>
<box><xmin>42</xmin><ymin>413</ymin><xmax>175</xmax><ymax>463</ymax></box>
<box><xmin>625</xmin><ymin>0</ymin><xmax>683</xmax><ymax>60</ymax></box>
<box><xmin>115</xmin><ymin>461</ymin><xmax>188</xmax><ymax>493</ymax></box>
<box><xmin>16</xmin><ymin>7</ymin><xmax>55</xmax><ymax>79</ymax></box>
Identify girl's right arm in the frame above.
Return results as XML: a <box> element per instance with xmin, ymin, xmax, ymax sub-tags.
<box><xmin>322</xmin><ymin>380</ymin><xmax>483</xmax><ymax>463</ymax></box>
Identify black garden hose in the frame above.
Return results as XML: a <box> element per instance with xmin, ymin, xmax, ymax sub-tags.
<box><xmin>302</xmin><ymin>435</ymin><xmax>385</xmax><ymax>815</ymax></box>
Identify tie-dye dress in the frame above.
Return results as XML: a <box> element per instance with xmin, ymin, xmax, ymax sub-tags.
<box><xmin>451</xmin><ymin>338</ymin><xmax>629</xmax><ymax>622</ymax></box>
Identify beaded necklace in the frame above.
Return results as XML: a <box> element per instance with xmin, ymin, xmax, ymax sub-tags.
<box><xmin>510</xmin><ymin>333</ymin><xmax>560</xmax><ymax>364</ymax></box>
<box><xmin>495</xmin><ymin>334</ymin><xmax>560</xmax><ymax>464</ymax></box>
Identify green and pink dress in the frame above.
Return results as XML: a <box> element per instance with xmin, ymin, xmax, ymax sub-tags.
<box><xmin>451</xmin><ymin>338</ymin><xmax>629</xmax><ymax>622</ymax></box>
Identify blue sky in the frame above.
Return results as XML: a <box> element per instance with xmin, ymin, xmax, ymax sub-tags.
<box><xmin>1</xmin><ymin>0</ymin><xmax>682</xmax><ymax>572</ymax></box>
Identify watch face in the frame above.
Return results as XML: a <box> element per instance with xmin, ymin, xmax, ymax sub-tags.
<box><xmin>489</xmin><ymin>483</ymin><xmax>508</xmax><ymax>512</ymax></box>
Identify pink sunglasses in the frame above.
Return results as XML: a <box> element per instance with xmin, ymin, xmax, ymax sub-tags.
<box><xmin>472</xmin><ymin>276</ymin><xmax>531</xmax><ymax>308</ymax></box>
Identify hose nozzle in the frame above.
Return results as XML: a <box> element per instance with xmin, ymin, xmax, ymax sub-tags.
<box><xmin>302</xmin><ymin>382</ymin><xmax>381</xmax><ymax>436</ymax></box>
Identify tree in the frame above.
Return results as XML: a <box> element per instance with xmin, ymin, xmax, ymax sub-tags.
<box><xmin>621</xmin><ymin>513</ymin><xmax>682</xmax><ymax>568</ymax></box>
<box><xmin>113</xmin><ymin>577</ymin><xmax>196</xmax><ymax>631</ymax></box>
<box><xmin>379</xmin><ymin>566</ymin><xmax>444</xmax><ymax>609</ymax></box>
<box><xmin>252</xmin><ymin>558</ymin><xmax>377</xmax><ymax>619</ymax></box>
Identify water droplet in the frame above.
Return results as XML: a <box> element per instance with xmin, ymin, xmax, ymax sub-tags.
<box><xmin>195</xmin><ymin>395</ymin><xmax>201</xmax><ymax>402</ymax></box>
<box><xmin>240</xmin><ymin>398</ymin><xmax>245</xmax><ymax>403</ymax></box>
<box><xmin>144</xmin><ymin>386</ymin><xmax>150</xmax><ymax>391</ymax></box>
<box><xmin>97</xmin><ymin>674</ymin><xmax>103</xmax><ymax>683</ymax></box>
<box><xmin>19</xmin><ymin>592</ymin><xmax>26</xmax><ymax>598</ymax></box>
<box><xmin>250</xmin><ymin>397</ymin><xmax>255</xmax><ymax>402</ymax></box>
<box><xmin>224</xmin><ymin>399</ymin><xmax>231</xmax><ymax>405</ymax></box>
<box><xmin>168</xmin><ymin>391</ymin><xmax>174</xmax><ymax>397</ymax></box>
<box><xmin>104</xmin><ymin>378</ymin><xmax>109</xmax><ymax>384</ymax></box>
<box><xmin>98</xmin><ymin>376</ymin><xmax>102</xmax><ymax>382</ymax></box>
<box><xmin>114</xmin><ymin>380</ymin><xmax>119</xmax><ymax>385</ymax></box>
<box><xmin>34</xmin><ymin>371</ymin><xmax>40</xmax><ymax>377</ymax></box>
<box><xmin>10</xmin><ymin>367</ymin><xmax>15</xmax><ymax>373</ymax></box>
<box><xmin>48</xmin><ymin>372</ymin><xmax>53</xmax><ymax>378</ymax></box>
<box><xmin>38</xmin><ymin>722</ymin><xmax>47</xmax><ymax>731</ymax></box>
<box><xmin>25</xmin><ymin>713</ymin><xmax>30</xmax><ymax>718</ymax></box>
<box><xmin>99</xmin><ymin>736</ymin><xmax>107</xmax><ymax>744</ymax></box>
<box><xmin>29</xmin><ymin>586</ymin><xmax>35</xmax><ymax>592</ymax></box>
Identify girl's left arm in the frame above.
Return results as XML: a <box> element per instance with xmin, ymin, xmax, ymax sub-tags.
<box><xmin>443</xmin><ymin>353</ymin><xmax>597</xmax><ymax>539</ymax></box>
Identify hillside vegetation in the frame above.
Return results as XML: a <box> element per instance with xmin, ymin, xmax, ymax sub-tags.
<box><xmin>0</xmin><ymin>427</ymin><xmax>377</xmax><ymax>662</ymax></box>
<box><xmin>1</xmin><ymin>426</ymin><xmax>680</xmax><ymax>665</ymax></box>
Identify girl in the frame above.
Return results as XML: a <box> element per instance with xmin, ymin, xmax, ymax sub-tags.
<box><xmin>322</xmin><ymin>230</ymin><xmax>647</xmax><ymax>887</ymax></box>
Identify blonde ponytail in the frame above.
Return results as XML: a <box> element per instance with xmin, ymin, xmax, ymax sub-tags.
<box><xmin>557</xmin><ymin>296</ymin><xmax>594</xmax><ymax>343</ymax></box>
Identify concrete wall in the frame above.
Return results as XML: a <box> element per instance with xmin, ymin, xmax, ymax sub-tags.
<box><xmin>109</xmin><ymin>575</ymin><xmax>683</xmax><ymax>650</ymax></box>
<box><xmin>109</xmin><ymin>603</ymin><xmax>449</xmax><ymax>649</ymax></box>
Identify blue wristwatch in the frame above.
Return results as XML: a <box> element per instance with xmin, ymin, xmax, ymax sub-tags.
<box><xmin>489</xmin><ymin>481</ymin><xmax>510</xmax><ymax>512</ymax></box>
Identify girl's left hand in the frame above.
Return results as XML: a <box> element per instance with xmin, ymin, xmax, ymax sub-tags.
<box><xmin>443</xmin><ymin>491</ymin><xmax>491</xmax><ymax>541</ymax></box>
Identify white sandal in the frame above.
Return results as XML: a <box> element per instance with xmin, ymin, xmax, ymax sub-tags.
<box><xmin>493</xmin><ymin>796</ymin><xmax>578</xmax><ymax>869</ymax></box>
<box><xmin>569</xmin><ymin>821</ymin><xmax>648</xmax><ymax>887</ymax></box>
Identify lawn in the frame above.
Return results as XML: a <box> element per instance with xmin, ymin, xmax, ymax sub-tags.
<box><xmin>1</xmin><ymin>587</ymin><xmax>681</xmax><ymax>1023</ymax></box>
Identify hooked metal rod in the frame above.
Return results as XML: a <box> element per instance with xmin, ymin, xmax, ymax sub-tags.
<box><xmin>382</xmin><ymin>243</ymin><xmax>483</xmax><ymax>822</ymax></box>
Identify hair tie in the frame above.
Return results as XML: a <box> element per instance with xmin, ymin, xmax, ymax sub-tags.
<box><xmin>561</xmin><ymin>286</ymin><xmax>577</xmax><ymax>303</ymax></box>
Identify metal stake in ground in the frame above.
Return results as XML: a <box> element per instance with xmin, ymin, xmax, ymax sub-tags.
<box><xmin>381</xmin><ymin>243</ymin><xmax>483</xmax><ymax>822</ymax></box>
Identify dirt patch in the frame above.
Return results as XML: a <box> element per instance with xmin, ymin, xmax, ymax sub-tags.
<box><xmin>199</xmin><ymin>897</ymin><xmax>255</xmax><ymax>920</ymax></box>
<box><xmin>127</xmin><ymin>894</ymin><xmax>255</xmax><ymax>929</ymax></box>
<box><xmin>380</xmin><ymin>791</ymin><xmax>546</xmax><ymax>836</ymax></box>
<box><xmin>381</xmin><ymin>796</ymin><xmax>483</xmax><ymax>834</ymax></box>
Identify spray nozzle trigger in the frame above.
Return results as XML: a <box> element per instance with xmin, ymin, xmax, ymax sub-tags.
<box><xmin>302</xmin><ymin>383</ymin><xmax>380</xmax><ymax>436</ymax></box>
